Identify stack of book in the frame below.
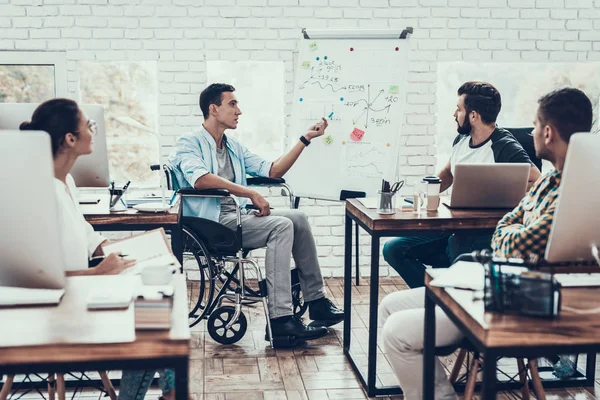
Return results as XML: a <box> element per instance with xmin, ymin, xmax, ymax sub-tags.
<box><xmin>134</xmin><ymin>286</ymin><xmax>173</xmax><ymax>330</ymax></box>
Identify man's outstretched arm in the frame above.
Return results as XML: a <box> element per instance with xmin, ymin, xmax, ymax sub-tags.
<box><xmin>269</xmin><ymin>118</ymin><xmax>327</xmax><ymax>178</ymax></box>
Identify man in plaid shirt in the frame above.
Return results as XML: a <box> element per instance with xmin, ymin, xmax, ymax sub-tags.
<box><xmin>379</xmin><ymin>87</ymin><xmax>594</xmax><ymax>400</ymax></box>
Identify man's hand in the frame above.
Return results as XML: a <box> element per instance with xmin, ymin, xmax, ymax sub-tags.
<box><xmin>95</xmin><ymin>252</ymin><xmax>136</xmax><ymax>275</ymax></box>
<box><xmin>305</xmin><ymin>117</ymin><xmax>328</xmax><ymax>141</ymax></box>
<box><xmin>250</xmin><ymin>191</ymin><xmax>271</xmax><ymax>217</ymax></box>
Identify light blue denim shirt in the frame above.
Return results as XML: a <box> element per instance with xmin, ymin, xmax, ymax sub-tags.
<box><xmin>167</xmin><ymin>127</ymin><xmax>272</xmax><ymax>221</ymax></box>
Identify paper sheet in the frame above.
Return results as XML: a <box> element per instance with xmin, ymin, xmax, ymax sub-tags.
<box><xmin>429</xmin><ymin>261</ymin><xmax>485</xmax><ymax>291</ymax></box>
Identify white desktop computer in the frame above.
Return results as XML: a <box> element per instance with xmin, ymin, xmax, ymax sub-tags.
<box><xmin>0</xmin><ymin>131</ymin><xmax>66</xmax><ymax>305</ymax></box>
<box><xmin>0</xmin><ymin>103</ymin><xmax>111</xmax><ymax>188</ymax></box>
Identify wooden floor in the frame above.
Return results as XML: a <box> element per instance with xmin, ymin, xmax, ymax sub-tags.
<box><xmin>6</xmin><ymin>277</ymin><xmax>600</xmax><ymax>399</ymax></box>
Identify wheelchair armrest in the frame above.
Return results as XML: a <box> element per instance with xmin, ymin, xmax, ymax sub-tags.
<box><xmin>247</xmin><ymin>177</ymin><xmax>286</xmax><ymax>186</ymax></box>
<box><xmin>177</xmin><ymin>188</ymin><xmax>231</xmax><ymax>197</ymax></box>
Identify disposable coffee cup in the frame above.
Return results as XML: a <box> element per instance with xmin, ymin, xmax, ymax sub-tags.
<box><xmin>423</xmin><ymin>176</ymin><xmax>442</xmax><ymax>211</ymax></box>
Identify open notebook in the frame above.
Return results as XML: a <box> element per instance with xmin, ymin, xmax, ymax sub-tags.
<box><xmin>102</xmin><ymin>228</ymin><xmax>180</xmax><ymax>276</ymax></box>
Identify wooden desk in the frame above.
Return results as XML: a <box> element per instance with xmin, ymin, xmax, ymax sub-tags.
<box><xmin>423</xmin><ymin>270</ymin><xmax>599</xmax><ymax>399</ymax></box>
<box><xmin>81</xmin><ymin>197</ymin><xmax>182</xmax><ymax>263</ymax></box>
<box><xmin>0</xmin><ymin>275</ymin><xmax>190</xmax><ymax>399</ymax></box>
<box><xmin>343</xmin><ymin>199</ymin><xmax>508</xmax><ymax>397</ymax></box>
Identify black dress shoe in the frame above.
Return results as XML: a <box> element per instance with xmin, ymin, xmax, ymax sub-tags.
<box><xmin>265</xmin><ymin>316</ymin><xmax>328</xmax><ymax>348</ymax></box>
<box><xmin>308</xmin><ymin>297</ymin><xmax>344</xmax><ymax>327</ymax></box>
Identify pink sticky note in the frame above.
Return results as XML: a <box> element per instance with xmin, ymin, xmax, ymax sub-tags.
<box><xmin>350</xmin><ymin>128</ymin><xmax>365</xmax><ymax>142</ymax></box>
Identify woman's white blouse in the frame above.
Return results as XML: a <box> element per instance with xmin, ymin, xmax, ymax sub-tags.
<box><xmin>54</xmin><ymin>174</ymin><xmax>105</xmax><ymax>271</ymax></box>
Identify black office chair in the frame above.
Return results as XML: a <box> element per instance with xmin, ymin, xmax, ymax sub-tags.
<box><xmin>504</xmin><ymin>127</ymin><xmax>542</xmax><ymax>172</ymax></box>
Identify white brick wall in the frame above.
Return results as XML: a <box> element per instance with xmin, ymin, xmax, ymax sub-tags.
<box><xmin>2</xmin><ymin>0</ymin><xmax>599</xmax><ymax>277</ymax></box>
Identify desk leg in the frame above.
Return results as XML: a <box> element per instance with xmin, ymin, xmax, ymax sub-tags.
<box><xmin>586</xmin><ymin>352</ymin><xmax>596</xmax><ymax>386</ymax></box>
<box><xmin>366</xmin><ymin>235</ymin><xmax>380</xmax><ymax>396</ymax></box>
<box><xmin>171</xmin><ymin>226</ymin><xmax>183</xmax><ymax>265</ymax></box>
<box><xmin>343</xmin><ymin>215</ymin><xmax>353</xmax><ymax>349</ymax></box>
<box><xmin>423</xmin><ymin>288</ymin><xmax>436</xmax><ymax>400</ymax></box>
<box><xmin>482</xmin><ymin>351</ymin><xmax>497</xmax><ymax>399</ymax></box>
<box><xmin>174</xmin><ymin>357</ymin><xmax>189</xmax><ymax>400</ymax></box>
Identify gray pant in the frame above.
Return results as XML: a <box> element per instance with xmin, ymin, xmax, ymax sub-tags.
<box><xmin>219</xmin><ymin>209</ymin><xmax>326</xmax><ymax>319</ymax></box>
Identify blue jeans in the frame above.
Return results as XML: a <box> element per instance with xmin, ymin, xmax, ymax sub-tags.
<box><xmin>118</xmin><ymin>369</ymin><xmax>175</xmax><ymax>400</ymax></box>
<box><xmin>383</xmin><ymin>233</ymin><xmax>493</xmax><ymax>288</ymax></box>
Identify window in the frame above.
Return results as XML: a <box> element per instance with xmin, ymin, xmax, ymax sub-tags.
<box><xmin>79</xmin><ymin>61</ymin><xmax>160</xmax><ymax>187</ymax></box>
<box><xmin>0</xmin><ymin>51</ymin><xmax>67</xmax><ymax>103</ymax></box>
<box><xmin>207</xmin><ymin>61</ymin><xmax>285</xmax><ymax>163</ymax></box>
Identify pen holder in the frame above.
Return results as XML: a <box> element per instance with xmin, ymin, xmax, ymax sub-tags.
<box><xmin>377</xmin><ymin>191</ymin><xmax>396</xmax><ymax>214</ymax></box>
<box><xmin>109</xmin><ymin>188</ymin><xmax>128</xmax><ymax>212</ymax></box>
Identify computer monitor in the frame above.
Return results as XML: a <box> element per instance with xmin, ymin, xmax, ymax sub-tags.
<box><xmin>545</xmin><ymin>133</ymin><xmax>600</xmax><ymax>263</ymax></box>
<box><xmin>0</xmin><ymin>103</ymin><xmax>110</xmax><ymax>188</ymax></box>
<box><xmin>0</xmin><ymin>131</ymin><xmax>66</xmax><ymax>289</ymax></box>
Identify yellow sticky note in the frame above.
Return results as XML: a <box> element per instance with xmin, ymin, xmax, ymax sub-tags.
<box><xmin>389</xmin><ymin>85</ymin><xmax>399</xmax><ymax>94</ymax></box>
<box><xmin>309</xmin><ymin>42</ymin><xmax>318</xmax><ymax>51</ymax></box>
<box><xmin>301</xmin><ymin>61</ymin><xmax>311</xmax><ymax>69</ymax></box>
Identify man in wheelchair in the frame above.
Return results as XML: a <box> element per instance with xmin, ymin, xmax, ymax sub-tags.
<box><xmin>168</xmin><ymin>83</ymin><xmax>343</xmax><ymax>347</ymax></box>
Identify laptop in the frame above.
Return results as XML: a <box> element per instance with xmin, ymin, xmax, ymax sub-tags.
<box><xmin>445</xmin><ymin>163</ymin><xmax>530</xmax><ymax>209</ymax></box>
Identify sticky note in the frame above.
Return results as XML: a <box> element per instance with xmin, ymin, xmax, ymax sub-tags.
<box><xmin>309</xmin><ymin>42</ymin><xmax>318</xmax><ymax>51</ymax></box>
<box><xmin>350</xmin><ymin>128</ymin><xmax>365</xmax><ymax>142</ymax></box>
<box><xmin>389</xmin><ymin>85</ymin><xmax>399</xmax><ymax>94</ymax></box>
<box><xmin>301</xmin><ymin>61</ymin><xmax>311</xmax><ymax>69</ymax></box>
<box><xmin>323</xmin><ymin>135</ymin><xmax>334</xmax><ymax>145</ymax></box>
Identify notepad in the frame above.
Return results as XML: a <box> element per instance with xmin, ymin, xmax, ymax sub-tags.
<box><xmin>102</xmin><ymin>228</ymin><xmax>180</xmax><ymax>276</ymax></box>
<box><xmin>429</xmin><ymin>261</ymin><xmax>485</xmax><ymax>291</ymax></box>
<box><xmin>0</xmin><ymin>287</ymin><xmax>65</xmax><ymax>307</ymax></box>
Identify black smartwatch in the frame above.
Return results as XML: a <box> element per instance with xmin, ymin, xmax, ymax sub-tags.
<box><xmin>299</xmin><ymin>135</ymin><xmax>311</xmax><ymax>146</ymax></box>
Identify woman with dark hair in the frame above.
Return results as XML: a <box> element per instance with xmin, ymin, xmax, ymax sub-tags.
<box><xmin>20</xmin><ymin>98</ymin><xmax>134</xmax><ymax>275</ymax></box>
<box><xmin>21</xmin><ymin>99</ymin><xmax>178</xmax><ymax>400</ymax></box>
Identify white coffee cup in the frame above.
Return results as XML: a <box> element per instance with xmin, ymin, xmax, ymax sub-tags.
<box><xmin>423</xmin><ymin>176</ymin><xmax>442</xmax><ymax>211</ymax></box>
<box><xmin>141</xmin><ymin>264</ymin><xmax>175</xmax><ymax>285</ymax></box>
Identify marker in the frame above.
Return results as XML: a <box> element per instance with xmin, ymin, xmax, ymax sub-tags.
<box><xmin>328</xmin><ymin>111</ymin><xmax>334</xmax><ymax>119</ymax></box>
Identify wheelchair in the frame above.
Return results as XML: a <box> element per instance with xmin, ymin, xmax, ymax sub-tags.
<box><xmin>158</xmin><ymin>165</ymin><xmax>308</xmax><ymax>346</ymax></box>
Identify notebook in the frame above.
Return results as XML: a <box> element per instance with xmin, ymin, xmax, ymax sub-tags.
<box><xmin>101</xmin><ymin>228</ymin><xmax>180</xmax><ymax>276</ymax></box>
<box><xmin>0</xmin><ymin>287</ymin><xmax>65</xmax><ymax>307</ymax></box>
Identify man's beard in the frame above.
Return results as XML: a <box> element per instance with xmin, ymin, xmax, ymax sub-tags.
<box><xmin>456</xmin><ymin>116</ymin><xmax>472</xmax><ymax>135</ymax></box>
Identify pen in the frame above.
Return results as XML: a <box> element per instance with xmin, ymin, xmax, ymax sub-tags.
<box><xmin>122</xmin><ymin>180</ymin><xmax>131</xmax><ymax>192</ymax></box>
<box><xmin>119</xmin><ymin>254</ymin><xmax>129</xmax><ymax>258</ymax></box>
<box><xmin>328</xmin><ymin>111</ymin><xmax>334</xmax><ymax>119</ymax></box>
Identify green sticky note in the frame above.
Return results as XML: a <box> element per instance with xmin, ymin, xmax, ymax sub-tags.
<box><xmin>301</xmin><ymin>61</ymin><xmax>311</xmax><ymax>69</ymax></box>
<box><xmin>309</xmin><ymin>42</ymin><xmax>318</xmax><ymax>51</ymax></box>
<box><xmin>389</xmin><ymin>85</ymin><xmax>399</xmax><ymax>94</ymax></box>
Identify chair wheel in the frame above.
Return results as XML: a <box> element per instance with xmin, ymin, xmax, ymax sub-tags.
<box><xmin>207</xmin><ymin>306</ymin><xmax>247</xmax><ymax>345</ymax></box>
<box><xmin>292</xmin><ymin>285</ymin><xmax>307</xmax><ymax>318</ymax></box>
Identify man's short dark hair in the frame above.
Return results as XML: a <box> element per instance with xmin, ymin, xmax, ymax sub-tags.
<box><xmin>199</xmin><ymin>83</ymin><xmax>236</xmax><ymax>120</ymax></box>
<box><xmin>537</xmin><ymin>87</ymin><xmax>593</xmax><ymax>143</ymax></box>
<box><xmin>457</xmin><ymin>81</ymin><xmax>502</xmax><ymax>124</ymax></box>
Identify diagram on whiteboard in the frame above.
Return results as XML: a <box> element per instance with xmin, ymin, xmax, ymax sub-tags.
<box><xmin>286</xmin><ymin>36</ymin><xmax>411</xmax><ymax>199</ymax></box>
<box><xmin>343</xmin><ymin>142</ymin><xmax>391</xmax><ymax>178</ymax></box>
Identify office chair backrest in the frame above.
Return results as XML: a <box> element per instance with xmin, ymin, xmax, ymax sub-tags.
<box><xmin>504</xmin><ymin>127</ymin><xmax>542</xmax><ymax>172</ymax></box>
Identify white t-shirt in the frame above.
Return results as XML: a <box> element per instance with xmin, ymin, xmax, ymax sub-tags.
<box><xmin>450</xmin><ymin>127</ymin><xmax>533</xmax><ymax>175</ymax></box>
<box><xmin>54</xmin><ymin>174</ymin><xmax>106</xmax><ymax>271</ymax></box>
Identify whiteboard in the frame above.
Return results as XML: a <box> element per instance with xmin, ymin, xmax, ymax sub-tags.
<box><xmin>285</xmin><ymin>31</ymin><xmax>410</xmax><ymax>200</ymax></box>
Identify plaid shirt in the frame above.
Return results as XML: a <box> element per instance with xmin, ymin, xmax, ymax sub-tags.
<box><xmin>491</xmin><ymin>169</ymin><xmax>562</xmax><ymax>262</ymax></box>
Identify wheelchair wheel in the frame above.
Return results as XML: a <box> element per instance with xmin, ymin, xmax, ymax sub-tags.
<box><xmin>207</xmin><ymin>306</ymin><xmax>247</xmax><ymax>345</ymax></box>
<box><xmin>182</xmin><ymin>227</ymin><xmax>216</xmax><ymax>328</ymax></box>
